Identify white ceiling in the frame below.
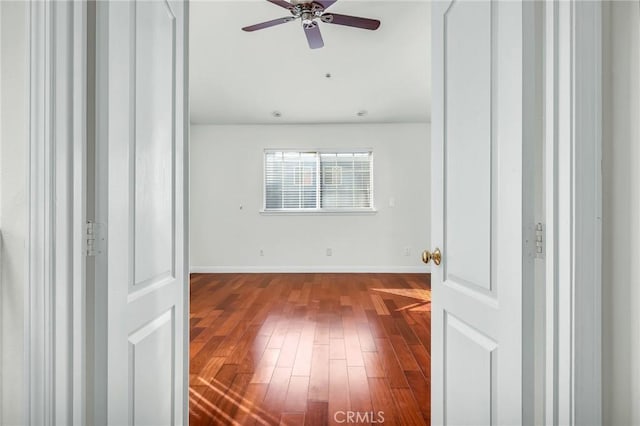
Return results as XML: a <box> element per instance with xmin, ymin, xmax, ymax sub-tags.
<box><xmin>189</xmin><ymin>0</ymin><xmax>431</xmax><ymax>125</ymax></box>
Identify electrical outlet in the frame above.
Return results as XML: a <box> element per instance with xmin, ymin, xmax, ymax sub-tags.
<box><xmin>326</xmin><ymin>248</ymin><xmax>332</xmax><ymax>256</ymax></box>
<box><xmin>403</xmin><ymin>247</ymin><xmax>411</xmax><ymax>256</ymax></box>
<box><xmin>259</xmin><ymin>249</ymin><xmax>264</xmax><ymax>256</ymax></box>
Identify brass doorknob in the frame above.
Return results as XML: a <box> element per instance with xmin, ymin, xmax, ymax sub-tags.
<box><xmin>422</xmin><ymin>248</ymin><xmax>442</xmax><ymax>266</ymax></box>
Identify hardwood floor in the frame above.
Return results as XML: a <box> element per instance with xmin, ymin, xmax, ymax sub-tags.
<box><xmin>189</xmin><ymin>273</ymin><xmax>430</xmax><ymax>426</ymax></box>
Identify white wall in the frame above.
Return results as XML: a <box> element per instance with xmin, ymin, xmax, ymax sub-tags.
<box><xmin>0</xmin><ymin>2</ymin><xmax>27</xmax><ymax>425</ymax></box>
<box><xmin>190</xmin><ymin>123</ymin><xmax>430</xmax><ymax>272</ymax></box>
<box><xmin>602</xmin><ymin>1</ymin><xmax>640</xmax><ymax>424</ymax></box>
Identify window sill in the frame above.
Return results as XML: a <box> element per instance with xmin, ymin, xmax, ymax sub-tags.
<box><xmin>259</xmin><ymin>208</ymin><xmax>378</xmax><ymax>216</ymax></box>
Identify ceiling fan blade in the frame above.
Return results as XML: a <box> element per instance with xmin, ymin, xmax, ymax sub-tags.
<box><xmin>316</xmin><ymin>0</ymin><xmax>338</xmax><ymax>9</ymax></box>
<box><xmin>321</xmin><ymin>13</ymin><xmax>380</xmax><ymax>30</ymax></box>
<box><xmin>267</xmin><ymin>0</ymin><xmax>294</xmax><ymax>10</ymax></box>
<box><xmin>304</xmin><ymin>23</ymin><xmax>324</xmax><ymax>49</ymax></box>
<box><xmin>242</xmin><ymin>17</ymin><xmax>295</xmax><ymax>32</ymax></box>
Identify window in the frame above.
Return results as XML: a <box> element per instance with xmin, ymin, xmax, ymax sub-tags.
<box><xmin>264</xmin><ymin>150</ymin><xmax>374</xmax><ymax>212</ymax></box>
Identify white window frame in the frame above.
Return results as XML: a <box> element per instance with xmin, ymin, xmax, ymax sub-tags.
<box><xmin>261</xmin><ymin>148</ymin><xmax>377</xmax><ymax>215</ymax></box>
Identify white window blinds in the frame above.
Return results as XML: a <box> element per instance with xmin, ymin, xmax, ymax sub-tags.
<box><xmin>264</xmin><ymin>150</ymin><xmax>373</xmax><ymax>211</ymax></box>
<box><xmin>320</xmin><ymin>152</ymin><xmax>372</xmax><ymax>209</ymax></box>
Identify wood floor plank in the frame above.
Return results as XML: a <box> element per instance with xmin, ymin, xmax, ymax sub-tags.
<box><xmin>277</xmin><ymin>331</ymin><xmax>301</xmax><ymax>368</ymax></box>
<box><xmin>189</xmin><ymin>385</ymin><xmax>212</xmax><ymax>426</ymax></box>
<box><xmin>365</xmin><ymin>310</ymin><xmax>388</xmax><ymax>339</ymax></box>
<box><xmin>284</xmin><ymin>375</ymin><xmax>310</xmax><ymax>412</ymax></box>
<box><xmin>395</xmin><ymin>316</ymin><xmax>421</xmax><ymax>345</ymax></box>
<box><xmin>389</xmin><ymin>334</ymin><xmax>421</xmax><ymax>372</ymax></box>
<box><xmin>343</xmin><ymin>316</ymin><xmax>365</xmax><ymax>367</ymax></box>
<box><xmin>370</xmin><ymin>293</ymin><xmax>391</xmax><ymax>316</ymax></box>
<box><xmin>214</xmin><ymin>363</ymin><xmax>238</xmax><ymax>389</ymax></box>
<box><xmin>362</xmin><ymin>351</ymin><xmax>385</xmax><ymax>378</ymax></box>
<box><xmin>233</xmin><ymin>383</ymin><xmax>271</xmax><ymax>426</ymax></box>
<box><xmin>299</xmin><ymin>282</ymin><xmax>312</xmax><ymax>305</ymax></box>
<box><xmin>329</xmin><ymin>316</ymin><xmax>344</xmax><ymax>339</ymax></box>
<box><xmin>262</xmin><ymin>367</ymin><xmax>292</xmax><ymax>419</ymax></box>
<box><xmin>191</xmin><ymin>326</ymin><xmax>222</xmax><ymax>346</ymax></box>
<box><xmin>194</xmin><ymin>309</ymin><xmax>223</xmax><ymax>328</ymax></box>
<box><xmin>213</xmin><ymin>310</ymin><xmax>244</xmax><ymax>337</ymax></box>
<box><xmin>190</xmin><ymin>327</ymin><xmax>204</xmax><ymax>341</ymax></box>
<box><xmin>267</xmin><ymin>318</ymin><xmax>289</xmax><ymax>349</ymax></box>
<box><xmin>392</xmin><ymin>387</ymin><xmax>427</xmax><ymax>425</ymax></box>
<box><xmin>251</xmin><ymin>348</ymin><xmax>280</xmax><ymax>384</ymax></box>
<box><xmin>305</xmin><ymin>401</ymin><xmax>329</xmax><ymax>425</ymax></box>
<box><xmin>410</xmin><ymin>343</ymin><xmax>431</xmax><ymax>378</ymax></box>
<box><xmin>292</xmin><ymin>322</ymin><xmax>316</xmax><ymax>376</ymax></box>
<box><xmin>214</xmin><ymin>320</ymin><xmax>252</xmax><ymax>357</ymax></box>
<box><xmin>356</xmin><ymin>322</ymin><xmax>377</xmax><ymax>352</ymax></box>
<box><xmin>281</xmin><ymin>412</ymin><xmax>305</xmax><ymax>426</ymax></box>
<box><xmin>308</xmin><ymin>344</ymin><xmax>330</xmax><ymax>401</ymax></box>
<box><xmin>406</xmin><ymin>370</ymin><xmax>430</xmax><ymax>423</ymax></box>
<box><xmin>368</xmin><ymin>377</ymin><xmax>398</xmax><ymax>425</ymax></box>
<box><xmin>358</xmin><ymin>290</ymin><xmax>375</xmax><ymax>311</ymax></box>
<box><xmin>411</xmin><ymin>311</ymin><xmax>431</xmax><ymax>350</ymax></box>
<box><xmin>190</xmin><ymin>341</ymin><xmax>207</xmax><ymax>360</ymax></box>
<box><xmin>189</xmin><ymin>384</ymin><xmax>230</xmax><ymax>426</ymax></box>
<box><xmin>190</xmin><ymin>273</ymin><xmax>430</xmax><ymax>425</ymax></box>
<box><xmin>313</xmin><ymin>325</ymin><xmax>330</xmax><ymax>345</ymax></box>
<box><xmin>375</xmin><ymin>338</ymin><xmax>409</xmax><ymax>389</ymax></box>
<box><xmin>237</xmin><ymin>332</ymin><xmax>270</xmax><ymax>374</ymax></box>
<box><xmin>380</xmin><ymin>315</ymin><xmax>401</xmax><ymax>337</ymax></box>
<box><xmin>328</xmin><ymin>359</ymin><xmax>350</xmax><ymax>426</ymax></box>
<box><xmin>329</xmin><ymin>338</ymin><xmax>346</xmax><ymax>360</ymax></box>
<box><xmin>288</xmin><ymin>289</ymin><xmax>301</xmax><ymax>303</ymax></box>
<box><xmin>195</xmin><ymin>356</ymin><xmax>226</xmax><ymax>382</ymax></box>
<box><xmin>347</xmin><ymin>366</ymin><xmax>373</xmax><ymax>415</ymax></box>
<box><xmin>215</xmin><ymin>371</ymin><xmax>252</xmax><ymax>422</ymax></box>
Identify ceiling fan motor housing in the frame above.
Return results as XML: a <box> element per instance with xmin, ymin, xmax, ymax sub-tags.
<box><xmin>302</xmin><ymin>12</ymin><xmax>319</xmax><ymax>28</ymax></box>
<box><xmin>290</xmin><ymin>2</ymin><xmax>325</xmax><ymax>20</ymax></box>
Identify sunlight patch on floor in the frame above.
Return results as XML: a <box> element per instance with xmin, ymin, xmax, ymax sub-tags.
<box><xmin>371</xmin><ymin>288</ymin><xmax>431</xmax><ymax>312</ymax></box>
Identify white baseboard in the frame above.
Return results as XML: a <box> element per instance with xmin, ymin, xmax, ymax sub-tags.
<box><xmin>190</xmin><ymin>265</ymin><xmax>431</xmax><ymax>274</ymax></box>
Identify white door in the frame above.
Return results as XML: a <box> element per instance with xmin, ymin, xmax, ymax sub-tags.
<box><xmin>95</xmin><ymin>1</ymin><xmax>188</xmax><ymax>425</ymax></box>
<box><xmin>430</xmin><ymin>1</ymin><xmax>535</xmax><ymax>424</ymax></box>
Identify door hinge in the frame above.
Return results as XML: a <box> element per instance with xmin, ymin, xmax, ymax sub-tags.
<box><xmin>535</xmin><ymin>222</ymin><xmax>544</xmax><ymax>259</ymax></box>
<box><xmin>86</xmin><ymin>220</ymin><xmax>105</xmax><ymax>256</ymax></box>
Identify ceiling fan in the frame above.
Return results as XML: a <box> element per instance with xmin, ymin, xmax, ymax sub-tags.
<box><xmin>242</xmin><ymin>0</ymin><xmax>381</xmax><ymax>49</ymax></box>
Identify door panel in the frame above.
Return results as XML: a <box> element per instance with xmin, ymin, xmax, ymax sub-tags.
<box><xmin>444</xmin><ymin>0</ymin><xmax>492</xmax><ymax>292</ymax></box>
<box><xmin>444</xmin><ymin>313</ymin><xmax>496</xmax><ymax>425</ymax></box>
<box><xmin>431</xmin><ymin>0</ymin><xmax>535</xmax><ymax>424</ymax></box>
<box><xmin>129</xmin><ymin>309</ymin><xmax>174</xmax><ymax>426</ymax></box>
<box><xmin>133</xmin><ymin>0</ymin><xmax>176</xmax><ymax>292</ymax></box>
<box><xmin>96</xmin><ymin>1</ymin><xmax>187</xmax><ymax>425</ymax></box>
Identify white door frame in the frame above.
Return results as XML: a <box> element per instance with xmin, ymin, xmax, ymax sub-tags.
<box><xmin>545</xmin><ymin>0</ymin><xmax>602</xmax><ymax>425</ymax></box>
<box><xmin>544</xmin><ymin>1</ymin><xmax>602</xmax><ymax>424</ymax></box>
<box><xmin>22</xmin><ymin>0</ymin><xmax>602</xmax><ymax>424</ymax></box>
<box><xmin>24</xmin><ymin>1</ymin><xmax>87</xmax><ymax>424</ymax></box>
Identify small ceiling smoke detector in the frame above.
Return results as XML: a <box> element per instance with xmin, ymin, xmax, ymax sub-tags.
<box><xmin>272</xmin><ymin>111</ymin><xmax>282</xmax><ymax>118</ymax></box>
<box><xmin>357</xmin><ymin>110</ymin><xmax>368</xmax><ymax>117</ymax></box>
